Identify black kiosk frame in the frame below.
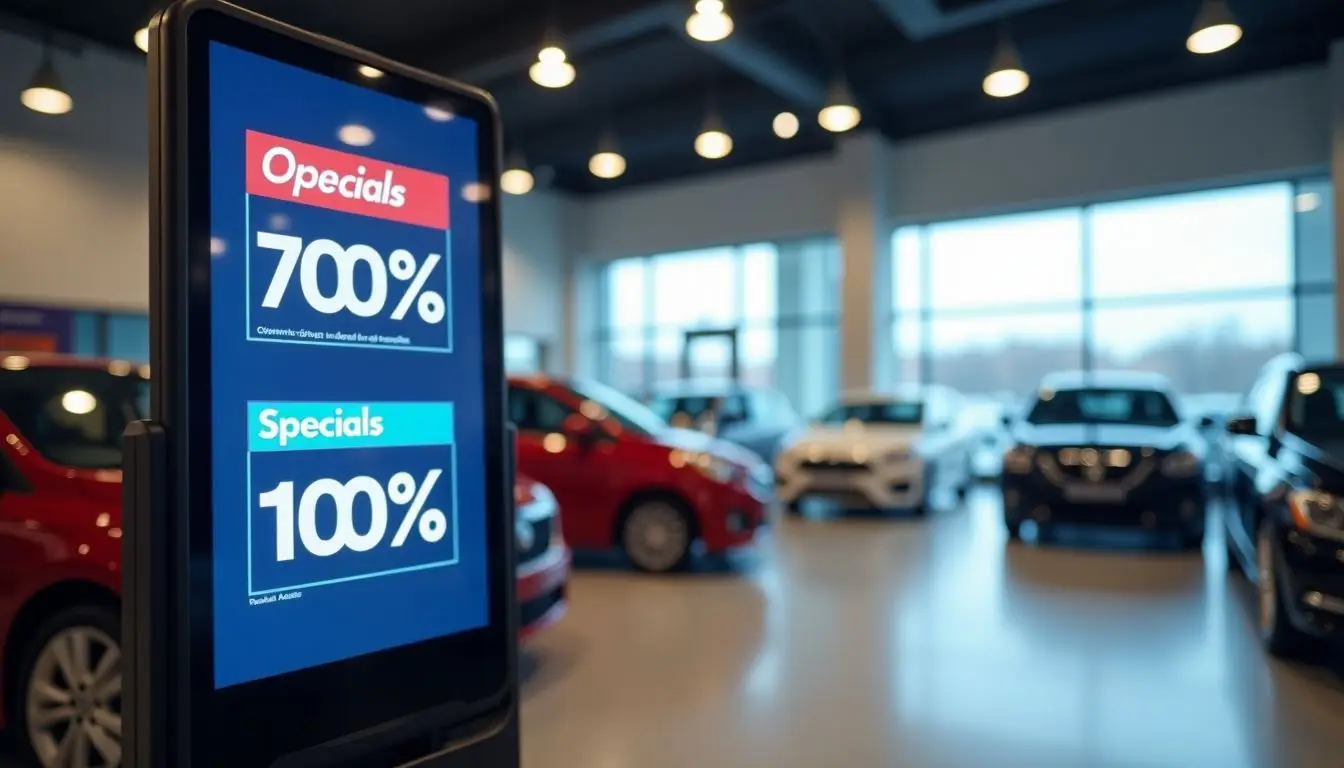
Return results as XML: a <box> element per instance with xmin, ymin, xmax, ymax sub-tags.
<box><xmin>125</xmin><ymin>2</ymin><xmax>518</xmax><ymax>765</ymax></box>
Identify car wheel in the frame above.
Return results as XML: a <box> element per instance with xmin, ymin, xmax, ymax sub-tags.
<box><xmin>14</xmin><ymin>604</ymin><xmax>121</xmax><ymax>768</ymax></box>
<box><xmin>621</xmin><ymin>498</ymin><xmax>694</xmax><ymax>573</ymax></box>
<box><xmin>1257</xmin><ymin>519</ymin><xmax>1309</xmax><ymax>658</ymax></box>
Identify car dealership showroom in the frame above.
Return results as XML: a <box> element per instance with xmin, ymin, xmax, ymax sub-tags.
<box><xmin>5</xmin><ymin>0</ymin><xmax>1344</xmax><ymax>766</ymax></box>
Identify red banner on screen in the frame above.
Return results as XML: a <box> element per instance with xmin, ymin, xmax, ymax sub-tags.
<box><xmin>245</xmin><ymin>130</ymin><xmax>449</xmax><ymax>230</ymax></box>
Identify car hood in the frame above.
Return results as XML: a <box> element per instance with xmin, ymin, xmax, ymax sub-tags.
<box><xmin>656</xmin><ymin>427</ymin><xmax>763</xmax><ymax>468</ymax></box>
<box><xmin>1013</xmin><ymin>423</ymin><xmax>1193</xmax><ymax>450</ymax></box>
<box><xmin>792</xmin><ymin>424</ymin><xmax>921</xmax><ymax>449</ymax></box>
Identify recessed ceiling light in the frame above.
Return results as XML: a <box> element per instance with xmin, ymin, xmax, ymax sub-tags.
<box><xmin>773</xmin><ymin>111</ymin><xmax>799</xmax><ymax>139</ymax></box>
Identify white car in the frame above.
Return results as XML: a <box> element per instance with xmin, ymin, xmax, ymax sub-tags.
<box><xmin>774</xmin><ymin>388</ymin><xmax>973</xmax><ymax>514</ymax></box>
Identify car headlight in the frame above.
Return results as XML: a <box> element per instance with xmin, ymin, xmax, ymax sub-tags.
<box><xmin>1160</xmin><ymin>450</ymin><xmax>1200</xmax><ymax>478</ymax></box>
<box><xmin>1288</xmin><ymin>489</ymin><xmax>1344</xmax><ymax>541</ymax></box>
<box><xmin>694</xmin><ymin>454</ymin><xmax>736</xmax><ymax>484</ymax></box>
<box><xmin>1003</xmin><ymin>445</ymin><xmax>1034</xmax><ymax>474</ymax></box>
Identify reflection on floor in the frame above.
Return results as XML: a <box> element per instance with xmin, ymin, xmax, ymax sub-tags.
<box><xmin>520</xmin><ymin>488</ymin><xmax>1344</xmax><ymax>768</ymax></box>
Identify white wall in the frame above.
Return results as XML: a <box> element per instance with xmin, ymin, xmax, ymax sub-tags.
<box><xmin>576</xmin><ymin>65</ymin><xmax>1330</xmax><ymax>262</ymax></box>
<box><xmin>0</xmin><ymin>30</ymin><xmax>568</xmax><ymax>346</ymax></box>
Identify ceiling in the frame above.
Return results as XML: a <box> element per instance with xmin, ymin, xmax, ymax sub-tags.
<box><xmin>1</xmin><ymin>0</ymin><xmax>1342</xmax><ymax>194</ymax></box>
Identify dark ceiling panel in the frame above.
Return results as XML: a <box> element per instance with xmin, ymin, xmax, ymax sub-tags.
<box><xmin>0</xmin><ymin>0</ymin><xmax>1340</xmax><ymax>193</ymax></box>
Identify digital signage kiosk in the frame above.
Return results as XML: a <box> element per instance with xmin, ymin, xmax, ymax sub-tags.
<box><xmin>125</xmin><ymin>2</ymin><xmax>516</xmax><ymax>765</ymax></box>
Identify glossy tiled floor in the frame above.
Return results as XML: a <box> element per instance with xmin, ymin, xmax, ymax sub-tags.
<box><xmin>519</xmin><ymin>489</ymin><xmax>1344</xmax><ymax>768</ymax></box>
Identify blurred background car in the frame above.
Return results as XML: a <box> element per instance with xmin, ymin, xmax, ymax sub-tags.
<box><xmin>645</xmin><ymin>380</ymin><xmax>800</xmax><ymax>463</ymax></box>
<box><xmin>1224</xmin><ymin>354</ymin><xmax>1344</xmax><ymax>659</ymax></box>
<box><xmin>1001</xmin><ymin>370</ymin><xmax>1206</xmax><ymax>547</ymax></box>
<box><xmin>774</xmin><ymin>386</ymin><xmax>972</xmax><ymax>515</ymax></box>
<box><xmin>508</xmin><ymin>374</ymin><xmax>770</xmax><ymax>572</ymax></box>
<box><xmin>0</xmin><ymin>354</ymin><xmax>570</xmax><ymax>767</ymax></box>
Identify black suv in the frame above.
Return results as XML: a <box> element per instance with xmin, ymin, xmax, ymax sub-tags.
<box><xmin>1001</xmin><ymin>370</ymin><xmax>1208</xmax><ymax>548</ymax></box>
<box><xmin>1225</xmin><ymin>353</ymin><xmax>1344</xmax><ymax>657</ymax></box>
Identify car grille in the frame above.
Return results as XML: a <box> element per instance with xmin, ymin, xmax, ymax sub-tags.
<box><xmin>800</xmin><ymin>460</ymin><xmax>867</xmax><ymax>472</ymax></box>
<box><xmin>1037</xmin><ymin>447</ymin><xmax>1156</xmax><ymax>488</ymax></box>
<box><xmin>516</xmin><ymin>516</ymin><xmax>552</xmax><ymax>566</ymax></box>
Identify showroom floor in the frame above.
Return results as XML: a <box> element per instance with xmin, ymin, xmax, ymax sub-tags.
<box><xmin>519</xmin><ymin>489</ymin><xmax>1344</xmax><ymax>768</ymax></box>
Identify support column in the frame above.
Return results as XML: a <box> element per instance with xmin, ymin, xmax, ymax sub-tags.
<box><xmin>835</xmin><ymin>133</ymin><xmax>893</xmax><ymax>391</ymax></box>
<box><xmin>775</xmin><ymin>241</ymin><xmax>833</xmax><ymax>413</ymax></box>
<box><xmin>1330</xmin><ymin>39</ymin><xmax>1344</xmax><ymax>358</ymax></box>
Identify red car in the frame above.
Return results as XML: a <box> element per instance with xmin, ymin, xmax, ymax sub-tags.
<box><xmin>0</xmin><ymin>353</ymin><xmax>567</xmax><ymax>767</ymax></box>
<box><xmin>507</xmin><ymin>375</ymin><xmax>772</xmax><ymax>573</ymax></box>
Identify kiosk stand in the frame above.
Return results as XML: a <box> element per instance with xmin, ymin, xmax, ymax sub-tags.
<box><xmin>127</xmin><ymin>2</ymin><xmax>520</xmax><ymax>765</ymax></box>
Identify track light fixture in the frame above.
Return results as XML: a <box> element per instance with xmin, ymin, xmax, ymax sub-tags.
<box><xmin>817</xmin><ymin>78</ymin><xmax>861</xmax><ymax>133</ymax></box>
<box><xmin>501</xmin><ymin>152</ymin><xmax>536</xmax><ymax>195</ymax></box>
<box><xmin>21</xmin><ymin>46</ymin><xmax>72</xmax><ymax>115</ymax></box>
<box><xmin>589</xmin><ymin>131</ymin><xmax>626</xmax><ymax>179</ymax></box>
<box><xmin>1187</xmin><ymin>0</ymin><xmax>1242</xmax><ymax>54</ymax></box>
<box><xmin>983</xmin><ymin>30</ymin><xmax>1029</xmax><ymax>98</ymax></box>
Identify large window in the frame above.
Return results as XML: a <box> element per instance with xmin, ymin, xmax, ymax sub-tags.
<box><xmin>592</xmin><ymin>238</ymin><xmax>840</xmax><ymax>417</ymax></box>
<box><xmin>891</xmin><ymin>180</ymin><xmax>1326</xmax><ymax>415</ymax></box>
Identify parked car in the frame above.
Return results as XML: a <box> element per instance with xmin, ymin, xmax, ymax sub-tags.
<box><xmin>509</xmin><ymin>374</ymin><xmax>771</xmax><ymax>573</ymax></box>
<box><xmin>774</xmin><ymin>387</ymin><xmax>973</xmax><ymax>515</ymax></box>
<box><xmin>645</xmin><ymin>381</ymin><xmax>801</xmax><ymax>463</ymax></box>
<box><xmin>1224</xmin><ymin>353</ymin><xmax>1344</xmax><ymax>658</ymax></box>
<box><xmin>1000</xmin><ymin>370</ymin><xmax>1207</xmax><ymax>547</ymax></box>
<box><xmin>1181</xmin><ymin>391</ymin><xmax>1242</xmax><ymax>487</ymax></box>
<box><xmin>0</xmin><ymin>353</ymin><xmax>569</xmax><ymax>767</ymax></box>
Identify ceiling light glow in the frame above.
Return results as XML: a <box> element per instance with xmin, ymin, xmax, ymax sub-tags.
<box><xmin>817</xmin><ymin>104</ymin><xmax>860</xmax><ymax>133</ymax></box>
<box><xmin>686</xmin><ymin>0</ymin><xmax>734</xmax><ymax>43</ymax></box>
<box><xmin>983</xmin><ymin>67</ymin><xmax>1029</xmax><ymax>98</ymax></box>
<box><xmin>358</xmin><ymin>64</ymin><xmax>384</xmax><ymax>79</ymax></box>
<box><xmin>773</xmin><ymin>111</ymin><xmax>799</xmax><ymax>139</ymax></box>
<box><xmin>134</xmin><ymin>26</ymin><xmax>150</xmax><ymax>53</ymax></box>
<box><xmin>500</xmin><ymin>168</ymin><xmax>535</xmax><ymax>195</ymax></box>
<box><xmin>1187</xmin><ymin>0</ymin><xmax>1242</xmax><ymax>54</ymax></box>
<box><xmin>589</xmin><ymin>151</ymin><xmax>626</xmax><ymax>180</ymax></box>
<box><xmin>21</xmin><ymin>54</ymin><xmax>72</xmax><ymax>115</ymax></box>
<box><xmin>695</xmin><ymin>129</ymin><xmax>733</xmax><ymax>159</ymax></box>
<box><xmin>530</xmin><ymin>46</ymin><xmax>576</xmax><ymax>88</ymax></box>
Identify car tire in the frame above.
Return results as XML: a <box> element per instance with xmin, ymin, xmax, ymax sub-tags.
<box><xmin>621</xmin><ymin>497</ymin><xmax>695</xmax><ymax>573</ymax></box>
<box><xmin>1256</xmin><ymin>518</ymin><xmax>1310</xmax><ymax>659</ymax></box>
<box><xmin>12</xmin><ymin>603</ymin><xmax>122</xmax><ymax>768</ymax></box>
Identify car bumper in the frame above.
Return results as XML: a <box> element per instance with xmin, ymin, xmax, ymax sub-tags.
<box><xmin>775</xmin><ymin>460</ymin><xmax>926</xmax><ymax>508</ymax></box>
<box><xmin>518</xmin><ymin>544</ymin><xmax>570</xmax><ymax>640</ymax></box>
<box><xmin>1275</xmin><ymin>530</ymin><xmax>1344</xmax><ymax>645</ymax></box>
<box><xmin>1001</xmin><ymin>475</ymin><xmax>1205</xmax><ymax>532</ymax></box>
<box><xmin>699</xmin><ymin>484</ymin><xmax>770</xmax><ymax>552</ymax></box>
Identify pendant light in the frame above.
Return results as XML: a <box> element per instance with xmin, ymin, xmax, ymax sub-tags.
<box><xmin>529</xmin><ymin>27</ymin><xmax>576</xmax><ymax>88</ymax></box>
<box><xmin>686</xmin><ymin>0</ymin><xmax>734</xmax><ymax>43</ymax></box>
<box><xmin>134</xmin><ymin>25</ymin><xmax>150</xmax><ymax>53</ymax></box>
<box><xmin>500</xmin><ymin>152</ymin><xmax>536</xmax><ymax>195</ymax></box>
<box><xmin>983</xmin><ymin>29</ymin><xmax>1029</xmax><ymax>98</ymax></box>
<box><xmin>21</xmin><ymin>46</ymin><xmax>73</xmax><ymax>115</ymax></box>
<box><xmin>589</xmin><ymin>131</ymin><xmax>626</xmax><ymax>180</ymax></box>
<box><xmin>695</xmin><ymin>111</ymin><xmax>733</xmax><ymax>159</ymax></box>
<box><xmin>1186</xmin><ymin>0</ymin><xmax>1242</xmax><ymax>55</ymax></box>
<box><xmin>773</xmin><ymin>111</ymin><xmax>799</xmax><ymax>139</ymax></box>
<box><xmin>817</xmin><ymin>78</ymin><xmax>860</xmax><ymax>133</ymax></box>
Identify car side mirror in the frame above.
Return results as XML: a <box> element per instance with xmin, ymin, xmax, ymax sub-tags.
<box><xmin>1225</xmin><ymin>416</ymin><xmax>1257</xmax><ymax>436</ymax></box>
<box><xmin>1197</xmin><ymin>415</ymin><xmax>1216</xmax><ymax>429</ymax></box>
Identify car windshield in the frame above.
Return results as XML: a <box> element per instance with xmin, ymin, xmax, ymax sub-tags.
<box><xmin>1026</xmin><ymin>387</ymin><xmax>1180</xmax><ymax>428</ymax></box>
<box><xmin>1286</xmin><ymin>368</ymin><xmax>1344</xmax><ymax>437</ymax></box>
<box><xmin>820</xmin><ymin>401</ymin><xmax>923</xmax><ymax>425</ymax></box>
<box><xmin>566</xmin><ymin>378</ymin><xmax>667</xmax><ymax>437</ymax></box>
<box><xmin>0</xmin><ymin>365</ymin><xmax>149</xmax><ymax>469</ymax></box>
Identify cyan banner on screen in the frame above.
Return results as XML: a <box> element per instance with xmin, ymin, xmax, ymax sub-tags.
<box><xmin>248</xmin><ymin>401</ymin><xmax>455</xmax><ymax>452</ymax></box>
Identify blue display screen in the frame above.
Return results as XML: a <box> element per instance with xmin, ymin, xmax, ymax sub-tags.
<box><xmin>208</xmin><ymin>42</ymin><xmax>489</xmax><ymax>689</ymax></box>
